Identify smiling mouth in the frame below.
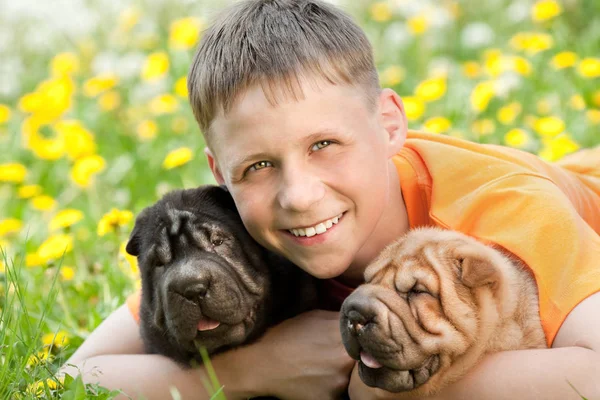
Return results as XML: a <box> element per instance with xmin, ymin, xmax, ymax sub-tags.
<box><xmin>287</xmin><ymin>212</ymin><xmax>345</xmax><ymax>238</ymax></box>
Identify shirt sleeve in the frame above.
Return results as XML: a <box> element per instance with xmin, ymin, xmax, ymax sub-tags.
<box><xmin>126</xmin><ymin>289</ymin><xmax>142</xmax><ymax>325</ymax></box>
<box><xmin>430</xmin><ymin>172</ymin><xmax>600</xmax><ymax>346</ymax></box>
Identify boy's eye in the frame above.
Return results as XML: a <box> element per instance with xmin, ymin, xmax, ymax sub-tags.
<box><xmin>248</xmin><ymin>160</ymin><xmax>272</xmax><ymax>172</ymax></box>
<box><xmin>311</xmin><ymin>140</ymin><xmax>332</xmax><ymax>151</ymax></box>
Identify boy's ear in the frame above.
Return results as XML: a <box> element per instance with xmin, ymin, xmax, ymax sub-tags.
<box><xmin>378</xmin><ymin>88</ymin><xmax>407</xmax><ymax>158</ymax></box>
<box><xmin>204</xmin><ymin>147</ymin><xmax>225</xmax><ymax>185</ymax></box>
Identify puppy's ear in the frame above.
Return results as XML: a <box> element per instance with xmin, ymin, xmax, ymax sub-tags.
<box><xmin>126</xmin><ymin>208</ymin><xmax>150</xmax><ymax>256</ymax></box>
<box><xmin>206</xmin><ymin>184</ymin><xmax>236</xmax><ymax>211</ymax></box>
<box><xmin>454</xmin><ymin>245</ymin><xmax>499</xmax><ymax>288</ymax></box>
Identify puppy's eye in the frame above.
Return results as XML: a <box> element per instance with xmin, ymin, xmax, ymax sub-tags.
<box><xmin>211</xmin><ymin>238</ymin><xmax>224</xmax><ymax>247</ymax></box>
<box><xmin>408</xmin><ymin>283</ymin><xmax>429</xmax><ymax>296</ymax></box>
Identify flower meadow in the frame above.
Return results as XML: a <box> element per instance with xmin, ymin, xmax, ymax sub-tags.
<box><xmin>0</xmin><ymin>0</ymin><xmax>598</xmax><ymax>398</ymax></box>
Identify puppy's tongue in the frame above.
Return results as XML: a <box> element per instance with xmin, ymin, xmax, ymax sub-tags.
<box><xmin>360</xmin><ymin>351</ymin><xmax>383</xmax><ymax>369</ymax></box>
<box><xmin>197</xmin><ymin>317</ymin><xmax>220</xmax><ymax>331</ymax></box>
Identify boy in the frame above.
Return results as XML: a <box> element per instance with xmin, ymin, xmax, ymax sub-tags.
<box><xmin>62</xmin><ymin>0</ymin><xmax>600</xmax><ymax>399</ymax></box>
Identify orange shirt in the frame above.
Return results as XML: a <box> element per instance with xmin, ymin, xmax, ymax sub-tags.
<box><xmin>127</xmin><ymin>131</ymin><xmax>600</xmax><ymax>346</ymax></box>
<box><xmin>395</xmin><ymin>131</ymin><xmax>600</xmax><ymax>346</ymax></box>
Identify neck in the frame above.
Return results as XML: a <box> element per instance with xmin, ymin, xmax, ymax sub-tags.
<box><xmin>338</xmin><ymin>160</ymin><xmax>409</xmax><ymax>287</ymax></box>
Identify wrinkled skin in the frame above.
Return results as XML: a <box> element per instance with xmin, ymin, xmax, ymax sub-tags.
<box><xmin>340</xmin><ymin>228</ymin><xmax>546</xmax><ymax>397</ymax></box>
<box><xmin>126</xmin><ymin>185</ymin><xmax>318</xmax><ymax>366</ymax></box>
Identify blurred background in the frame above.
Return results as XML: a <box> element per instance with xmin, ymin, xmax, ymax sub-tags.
<box><xmin>0</xmin><ymin>0</ymin><xmax>599</xmax><ymax>397</ymax></box>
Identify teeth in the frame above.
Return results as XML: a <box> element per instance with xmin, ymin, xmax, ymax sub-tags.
<box><xmin>289</xmin><ymin>213</ymin><xmax>343</xmax><ymax>237</ymax></box>
<box><xmin>315</xmin><ymin>223</ymin><xmax>326</xmax><ymax>234</ymax></box>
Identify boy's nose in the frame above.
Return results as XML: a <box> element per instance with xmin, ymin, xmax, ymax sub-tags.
<box><xmin>277</xmin><ymin>169</ymin><xmax>325</xmax><ymax>212</ymax></box>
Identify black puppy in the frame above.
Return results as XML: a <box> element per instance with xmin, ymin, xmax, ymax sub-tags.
<box><xmin>126</xmin><ymin>185</ymin><xmax>318</xmax><ymax>366</ymax></box>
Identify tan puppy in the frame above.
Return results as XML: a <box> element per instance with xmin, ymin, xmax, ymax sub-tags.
<box><xmin>340</xmin><ymin>227</ymin><xmax>547</xmax><ymax>397</ymax></box>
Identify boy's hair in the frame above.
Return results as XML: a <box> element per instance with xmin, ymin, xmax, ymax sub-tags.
<box><xmin>188</xmin><ymin>0</ymin><xmax>380</xmax><ymax>140</ymax></box>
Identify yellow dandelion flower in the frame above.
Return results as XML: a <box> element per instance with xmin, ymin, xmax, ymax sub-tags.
<box><xmin>0</xmin><ymin>104</ymin><xmax>11</xmax><ymax>124</ymax></box>
<box><xmin>471</xmin><ymin>119</ymin><xmax>496</xmax><ymax>136</ymax></box>
<box><xmin>83</xmin><ymin>74</ymin><xmax>119</xmax><ymax>97</ymax></box>
<box><xmin>119</xmin><ymin>240</ymin><xmax>139</xmax><ymax>275</ymax></box>
<box><xmin>510</xmin><ymin>56</ymin><xmax>532</xmax><ymax>76</ymax></box>
<box><xmin>18</xmin><ymin>76</ymin><xmax>74</xmax><ymax>123</ymax></box>
<box><xmin>163</xmin><ymin>147</ymin><xmax>193</xmax><ymax>170</ymax></box>
<box><xmin>569</xmin><ymin>95</ymin><xmax>586</xmax><ymax>110</ymax></box>
<box><xmin>60</xmin><ymin>265</ymin><xmax>75</xmax><ymax>281</ymax></box>
<box><xmin>509</xmin><ymin>32</ymin><xmax>553</xmax><ymax>55</ymax></box>
<box><xmin>423</xmin><ymin>116</ymin><xmax>452</xmax><ymax>134</ymax></box>
<box><xmin>504</xmin><ymin>128</ymin><xmax>530</xmax><ymax>148</ymax></box>
<box><xmin>141</xmin><ymin>52</ymin><xmax>170</xmax><ymax>81</ymax></box>
<box><xmin>136</xmin><ymin>120</ymin><xmax>159</xmax><ymax>140</ymax></box>
<box><xmin>401</xmin><ymin>96</ymin><xmax>426</xmax><ymax>121</ymax></box>
<box><xmin>97</xmin><ymin>209</ymin><xmax>134</xmax><ymax>236</ymax></box>
<box><xmin>54</xmin><ymin>120</ymin><xmax>97</xmax><ymax>160</ymax></box>
<box><xmin>31</xmin><ymin>195</ymin><xmax>56</xmax><ymax>211</ymax></box>
<box><xmin>414</xmin><ymin>77</ymin><xmax>446</xmax><ymax>102</ymax></box>
<box><xmin>171</xmin><ymin>117</ymin><xmax>189</xmax><ymax>134</ymax></box>
<box><xmin>70</xmin><ymin>154</ymin><xmax>106</xmax><ymax>188</ymax></box>
<box><xmin>37</xmin><ymin>233</ymin><xmax>73</xmax><ymax>262</ymax></box>
<box><xmin>26</xmin><ymin>377</ymin><xmax>61</xmax><ymax>396</ymax></box>
<box><xmin>174</xmin><ymin>76</ymin><xmax>188</xmax><ymax>98</ymax></box>
<box><xmin>26</xmin><ymin>121</ymin><xmax>66</xmax><ymax>161</ymax></box>
<box><xmin>551</xmin><ymin>51</ymin><xmax>577</xmax><ymax>69</ymax></box>
<box><xmin>18</xmin><ymin>184</ymin><xmax>42</xmax><ymax>199</ymax></box>
<box><xmin>50</xmin><ymin>52</ymin><xmax>80</xmax><ymax>77</ymax></box>
<box><xmin>49</xmin><ymin>209</ymin><xmax>84</xmax><ymax>231</ymax></box>
<box><xmin>462</xmin><ymin>61</ymin><xmax>481</xmax><ymax>79</ymax></box>
<box><xmin>98</xmin><ymin>91</ymin><xmax>121</xmax><ymax>111</ymax></box>
<box><xmin>0</xmin><ymin>219</ymin><xmax>22</xmax><ymax>236</ymax></box>
<box><xmin>169</xmin><ymin>17</ymin><xmax>202</xmax><ymax>50</ymax></box>
<box><xmin>533</xmin><ymin>116</ymin><xmax>565</xmax><ymax>137</ymax></box>
<box><xmin>26</xmin><ymin>253</ymin><xmax>44</xmax><ymax>267</ymax></box>
<box><xmin>483</xmin><ymin>49</ymin><xmax>504</xmax><ymax>77</ymax></box>
<box><xmin>539</xmin><ymin>134</ymin><xmax>579</xmax><ymax>161</ymax></box>
<box><xmin>497</xmin><ymin>102</ymin><xmax>522</xmax><ymax>125</ymax></box>
<box><xmin>42</xmin><ymin>330</ymin><xmax>70</xmax><ymax>348</ymax></box>
<box><xmin>531</xmin><ymin>0</ymin><xmax>562</xmax><ymax>22</ymax></box>
<box><xmin>577</xmin><ymin>58</ymin><xmax>600</xmax><ymax>78</ymax></box>
<box><xmin>0</xmin><ymin>260</ymin><xmax>4</xmax><ymax>273</ymax></box>
<box><xmin>470</xmin><ymin>81</ymin><xmax>496</xmax><ymax>113</ymax></box>
<box><xmin>380</xmin><ymin>65</ymin><xmax>405</xmax><ymax>87</ymax></box>
<box><xmin>407</xmin><ymin>14</ymin><xmax>429</xmax><ymax>36</ymax></box>
<box><xmin>149</xmin><ymin>94</ymin><xmax>179</xmax><ymax>115</ymax></box>
<box><xmin>118</xmin><ymin>6</ymin><xmax>141</xmax><ymax>33</ymax></box>
<box><xmin>370</xmin><ymin>2</ymin><xmax>393</xmax><ymax>22</ymax></box>
<box><xmin>586</xmin><ymin>109</ymin><xmax>600</xmax><ymax>125</ymax></box>
<box><xmin>26</xmin><ymin>348</ymin><xmax>53</xmax><ymax>368</ymax></box>
<box><xmin>0</xmin><ymin>163</ymin><xmax>27</xmax><ymax>183</ymax></box>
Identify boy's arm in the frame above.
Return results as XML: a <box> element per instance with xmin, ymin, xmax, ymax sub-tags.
<box><xmin>347</xmin><ymin>291</ymin><xmax>600</xmax><ymax>400</ymax></box>
<box><xmin>61</xmin><ymin>305</ymin><xmax>354</xmax><ymax>400</ymax></box>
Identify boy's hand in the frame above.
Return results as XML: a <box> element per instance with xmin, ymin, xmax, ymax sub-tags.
<box><xmin>251</xmin><ymin>310</ymin><xmax>355</xmax><ymax>400</ymax></box>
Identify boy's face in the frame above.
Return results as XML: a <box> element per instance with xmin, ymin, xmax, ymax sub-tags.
<box><xmin>206</xmin><ymin>79</ymin><xmax>407</xmax><ymax>281</ymax></box>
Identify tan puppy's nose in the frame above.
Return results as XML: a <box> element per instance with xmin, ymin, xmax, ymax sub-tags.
<box><xmin>344</xmin><ymin>297</ymin><xmax>376</xmax><ymax>334</ymax></box>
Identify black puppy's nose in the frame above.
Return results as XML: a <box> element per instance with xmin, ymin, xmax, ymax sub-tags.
<box><xmin>170</xmin><ymin>270</ymin><xmax>211</xmax><ymax>303</ymax></box>
<box><xmin>182</xmin><ymin>282</ymin><xmax>208</xmax><ymax>300</ymax></box>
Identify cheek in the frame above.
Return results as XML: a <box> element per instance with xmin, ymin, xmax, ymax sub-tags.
<box><xmin>232</xmin><ymin>188</ymin><xmax>272</xmax><ymax>234</ymax></box>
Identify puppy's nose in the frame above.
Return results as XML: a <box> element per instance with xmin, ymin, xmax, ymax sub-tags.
<box><xmin>170</xmin><ymin>271</ymin><xmax>211</xmax><ymax>303</ymax></box>
<box><xmin>344</xmin><ymin>299</ymin><xmax>376</xmax><ymax>334</ymax></box>
<box><xmin>182</xmin><ymin>282</ymin><xmax>208</xmax><ymax>300</ymax></box>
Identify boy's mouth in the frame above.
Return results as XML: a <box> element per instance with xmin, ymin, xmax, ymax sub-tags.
<box><xmin>287</xmin><ymin>212</ymin><xmax>344</xmax><ymax>237</ymax></box>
